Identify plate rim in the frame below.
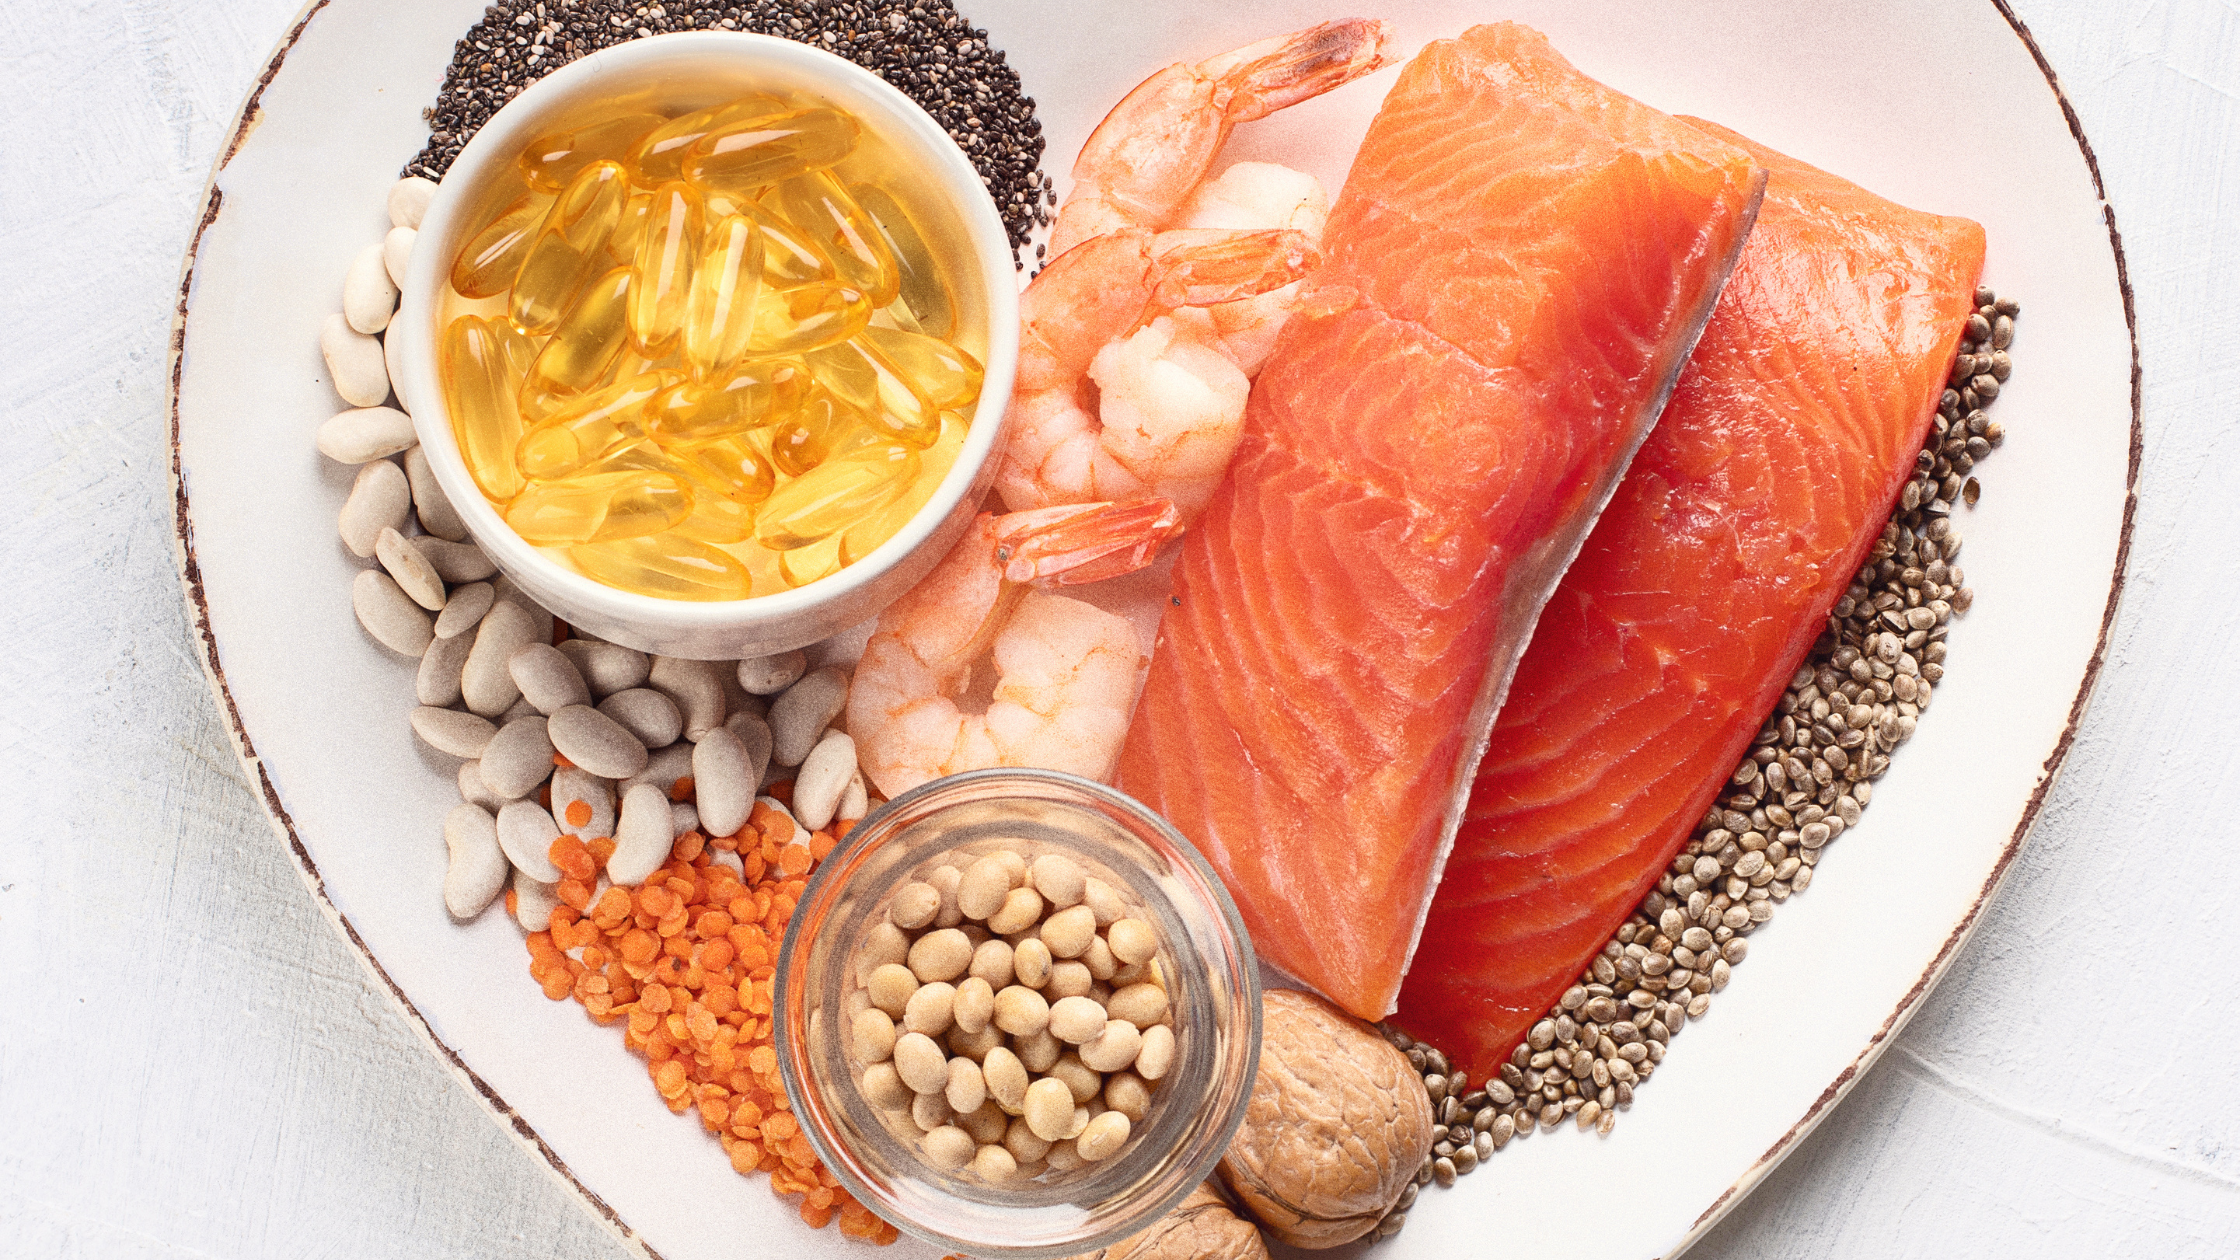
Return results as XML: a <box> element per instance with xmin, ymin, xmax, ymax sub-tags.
<box><xmin>162</xmin><ymin>2</ymin><xmax>2143</xmax><ymax>1256</ymax></box>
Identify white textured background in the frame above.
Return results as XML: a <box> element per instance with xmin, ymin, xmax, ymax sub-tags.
<box><xmin>1</xmin><ymin>1</ymin><xmax>2234</xmax><ymax>1256</ymax></box>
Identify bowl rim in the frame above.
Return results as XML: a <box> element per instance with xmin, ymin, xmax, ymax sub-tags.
<box><xmin>393</xmin><ymin>29</ymin><xmax>1020</xmax><ymax>630</ymax></box>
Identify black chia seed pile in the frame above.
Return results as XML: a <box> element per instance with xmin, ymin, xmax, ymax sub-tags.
<box><xmin>402</xmin><ymin>0</ymin><xmax>1055</xmax><ymax>260</ymax></box>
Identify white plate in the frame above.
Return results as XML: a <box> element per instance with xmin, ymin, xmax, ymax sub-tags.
<box><xmin>168</xmin><ymin>2</ymin><xmax>2137</xmax><ymax>1258</ymax></box>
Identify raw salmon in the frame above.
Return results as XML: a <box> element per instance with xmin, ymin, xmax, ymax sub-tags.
<box><xmin>1394</xmin><ymin>122</ymin><xmax>1986</xmax><ymax>1076</ymax></box>
<box><xmin>1116</xmin><ymin>25</ymin><xmax>1765</xmax><ymax>1020</ymax></box>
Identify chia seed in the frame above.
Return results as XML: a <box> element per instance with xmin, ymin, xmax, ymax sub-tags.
<box><xmin>403</xmin><ymin>0</ymin><xmax>1050</xmax><ymax>261</ymax></box>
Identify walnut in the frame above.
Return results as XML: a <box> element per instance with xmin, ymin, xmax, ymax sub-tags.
<box><xmin>1217</xmin><ymin>989</ymin><xmax>1432</xmax><ymax>1248</ymax></box>
<box><xmin>1072</xmin><ymin>1181</ymin><xmax>1268</xmax><ymax>1260</ymax></box>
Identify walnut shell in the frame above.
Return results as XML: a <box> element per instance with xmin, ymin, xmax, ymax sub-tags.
<box><xmin>1217</xmin><ymin>989</ymin><xmax>1432</xmax><ymax>1248</ymax></box>
<box><xmin>1072</xmin><ymin>1181</ymin><xmax>1267</xmax><ymax>1260</ymax></box>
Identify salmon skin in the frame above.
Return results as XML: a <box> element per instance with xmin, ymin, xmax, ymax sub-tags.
<box><xmin>1116</xmin><ymin>24</ymin><xmax>1766</xmax><ymax>1021</ymax></box>
<box><xmin>1394</xmin><ymin>122</ymin><xmax>1987</xmax><ymax>1076</ymax></box>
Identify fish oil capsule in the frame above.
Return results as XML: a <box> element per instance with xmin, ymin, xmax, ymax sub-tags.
<box><xmin>684</xmin><ymin>104</ymin><xmax>859</xmax><ymax>195</ymax></box>
<box><xmin>568</xmin><ymin>533</ymin><xmax>754</xmax><ymax>601</ymax></box>
<box><xmin>854</xmin><ymin>185</ymin><xmax>953</xmax><ymax>338</ymax></box>
<box><xmin>767</xmin><ymin>171</ymin><xmax>901</xmax><ymax>307</ymax></box>
<box><xmin>519</xmin><ymin>112</ymin><xmax>665</xmax><ymax>193</ymax></box>
<box><xmin>608</xmin><ymin>190</ymin><xmax>656</xmax><ymax>265</ymax></box>
<box><xmin>442</xmin><ymin>314</ymin><xmax>536</xmax><ymax>500</ymax></box>
<box><xmin>779</xmin><ymin>532</ymin><xmax>846</xmax><ymax>588</ymax></box>
<box><xmin>681</xmin><ymin>433</ymin><xmax>778</xmax><ymax>505</ymax></box>
<box><xmin>451</xmin><ymin>191</ymin><xmax>553</xmax><ymax>299</ymax></box>
<box><xmin>767</xmin><ymin>386</ymin><xmax>875</xmax><ymax>478</ymax></box>
<box><xmin>522</xmin><ymin>267</ymin><xmax>635</xmax><ymax>402</ymax></box>
<box><xmin>839</xmin><ymin>413</ymin><xmax>967</xmax><ymax>565</ymax></box>
<box><xmin>859</xmin><ymin>325</ymin><xmax>984</xmax><ymax>411</ymax></box>
<box><xmin>643</xmin><ymin>359</ymin><xmax>808</xmax><ymax>445</ymax></box>
<box><xmin>752</xmin><ymin>207</ymin><xmax>838</xmax><ymax>287</ymax></box>
<box><xmin>626</xmin><ymin>182</ymin><xmax>703</xmax><ymax>358</ymax></box>
<box><xmin>515</xmin><ymin>372</ymin><xmax>675</xmax><ymax>480</ymax></box>
<box><xmin>756</xmin><ymin>442</ymin><xmax>920</xmax><ymax>550</ymax></box>
<box><xmin>747</xmin><ymin>282</ymin><xmax>871</xmax><ymax>357</ymax></box>
<box><xmin>503</xmin><ymin>470</ymin><xmax>692</xmax><ymax>543</ymax></box>
<box><xmin>578</xmin><ymin>442</ymin><xmax>759</xmax><ymax>545</ymax></box>
<box><xmin>806</xmin><ymin>338</ymin><xmax>939</xmax><ymax>448</ymax></box>
<box><xmin>512</xmin><ymin>161</ymin><xmax>631</xmax><ymax>335</ymax></box>
<box><xmin>627</xmin><ymin>95</ymin><xmax>790</xmax><ymax>187</ymax></box>
<box><xmin>682</xmin><ymin>213</ymin><xmax>765</xmax><ymax>377</ymax></box>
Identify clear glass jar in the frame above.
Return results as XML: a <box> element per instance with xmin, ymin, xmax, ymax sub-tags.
<box><xmin>776</xmin><ymin>768</ymin><xmax>1261</xmax><ymax>1259</ymax></box>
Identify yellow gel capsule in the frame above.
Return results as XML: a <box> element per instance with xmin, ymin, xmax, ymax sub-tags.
<box><xmin>451</xmin><ymin>191</ymin><xmax>553</xmax><ymax>299</ymax></box>
<box><xmin>682</xmin><ymin>213</ymin><xmax>765</xmax><ymax>377</ymax></box>
<box><xmin>858</xmin><ymin>324</ymin><xmax>984</xmax><ymax>411</ymax></box>
<box><xmin>515</xmin><ymin>372</ymin><xmax>675</xmax><ymax>480</ymax></box>
<box><xmin>747</xmin><ymin>282</ymin><xmax>871</xmax><ymax>356</ymax></box>
<box><xmin>568</xmin><ymin>534</ymin><xmax>755</xmax><ymax>601</ymax></box>
<box><xmin>753</xmin><ymin>207</ymin><xmax>839</xmax><ymax>287</ymax></box>
<box><xmin>519</xmin><ymin>112</ymin><xmax>666</xmax><ymax>193</ymax></box>
<box><xmin>766</xmin><ymin>386</ymin><xmax>875</xmax><ymax>478</ymax></box>
<box><xmin>441</xmin><ymin>314</ymin><xmax>535</xmax><ymax>501</ymax></box>
<box><xmin>840</xmin><ymin>412</ymin><xmax>967</xmax><ymax>565</ymax></box>
<box><xmin>806</xmin><ymin>338</ymin><xmax>938</xmax><ymax>448</ymax></box>
<box><xmin>779</xmin><ymin>533</ymin><xmax>847</xmax><ymax>588</ymax></box>
<box><xmin>609</xmin><ymin>190</ymin><xmax>656</xmax><ymax>265</ymax></box>
<box><xmin>681</xmin><ymin>432</ymin><xmax>779</xmax><ymax>504</ymax></box>
<box><xmin>627</xmin><ymin>182</ymin><xmax>703</xmax><ymax>358</ymax></box>
<box><xmin>627</xmin><ymin>95</ymin><xmax>790</xmax><ymax>187</ymax></box>
<box><xmin>684</xmin><ymin>104</ymin><xmax>859</xmax><ymax>195</ymax></box>
<box><xmin>854</xmin><ymin>185</ymin><xmax>955</xmax><ymax>339</ymax></box>
<box><xmin>755</xmin><ymin>441</ymin><xmax>919</xmax><ymax>550</ymax></box>
<box><xmin>767</xmin><ymin>171</ymin><xmax>901</xmax><ymax>307</ymax></box>
<box><xmin>523</xmin><ymin>266</ymin><xmax>635</xmax><ymax>402</ymax></box>
<box><xmin>511</xmin><ymin>161</ymin><xmax>631</xmax><ymax>335</ymax></box>
<box><xmin>504</xmin><ymin>470</ymin><xmax>692</xmax><ymax>543</ymax></box>
<box><xmin>579</xmin><ymin>441</ymin><xmax>760</xmax><ymax>545</ymax></box>
<box><xmin>643</xmin><ymin>358</ymin><xmax>808</xmax><ymax>445</ymax></box>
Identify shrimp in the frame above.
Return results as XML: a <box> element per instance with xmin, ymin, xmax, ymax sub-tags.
<box><xmin>1049</xmin><ymin>19</ymin><xmax>1393</xmax><ymax>255</ymax></box>
<box><xmin>848</xmin><ymin>498</ymin><xmax>1186</xmax><ymax>798</ymax></box>
<box><xmin>996</xmin><ymin>227</ymin><xmax>1320</xmax><ymax>518</ymax></box>
<box><xmin>1167</xmin><ymin>161</ymin><xmax>1334</xmax><ymax>376</ymax></box>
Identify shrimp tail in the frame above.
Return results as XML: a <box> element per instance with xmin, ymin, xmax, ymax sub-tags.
<box><xmin>1201</xmin><ymin>18</ymin><xmax>1397</xmax><ymax>124</ymax></box>
<box><xmin>994</xmin><ymin>499</ymin><xmax>1185</xmax><ymax>587</ymax></box>
<box><xmin>1149</xmin><ymin>228</ymin><xmax>1323</xmax><ymax>310</ymax></box>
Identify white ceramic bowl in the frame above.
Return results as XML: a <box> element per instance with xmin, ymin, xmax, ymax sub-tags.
<box><xmin>393</xmin><ymin>32</ymin><xmax>1018</xmax><ymax>660</ymax></box>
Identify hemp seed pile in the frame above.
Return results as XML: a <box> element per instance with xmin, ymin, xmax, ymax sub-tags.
<box><xmin>402</xmin><ymin>0</ymin><xmax>1053</xmax><ymax>260</ymax></box>
<box><xmin>1370</xmin><ymin>291</ymin><xmax>2019</xmax><ymax>1239</ymax></box>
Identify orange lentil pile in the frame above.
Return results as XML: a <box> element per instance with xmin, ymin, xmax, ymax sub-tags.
<box><xmin>521</xmin><ymin>792</ymin><xmax>900</xmax><ymax>1245</ymax></box>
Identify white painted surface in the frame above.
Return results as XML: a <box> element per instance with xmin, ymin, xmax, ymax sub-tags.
<box><xmin>0</xmin><ymin>4</ymin><xmax>2232</xmax><ymax>1260</ymax></box>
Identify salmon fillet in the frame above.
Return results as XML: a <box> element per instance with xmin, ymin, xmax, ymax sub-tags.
<box><xmin>1394</xmin><ymin>121</ymin><xmax>1987</xmax><ymax>1075</ymax></box>
<box><xmin>1116</xmin><ymin>25</ymin><xmax>1765</xmax><ymax>1020</ymax></box>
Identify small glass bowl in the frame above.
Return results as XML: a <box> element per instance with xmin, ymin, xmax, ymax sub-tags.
<box><xmin>776</xmin><ymin>769</ymin><xmax>1260</xmax><ymax>1259</ymax></box>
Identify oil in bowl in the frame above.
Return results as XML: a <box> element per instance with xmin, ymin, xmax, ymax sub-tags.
<box><xmin>433</xmin><ymin>66</ymin><xmax>992</xmax><ymax>603</ymax></box>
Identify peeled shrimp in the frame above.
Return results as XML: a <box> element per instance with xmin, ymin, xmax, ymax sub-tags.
<box><xmin>1049</xmin><ymin>19</ymin><xmax>1392</xmax><ymax>255</ymax></box>
<box><xmin>1167</xmin><ymin>161</ymin><xmax>1333</xmax><ymax>375</ymax></box>
<box><xmin>996</xmin><ymin>227</ymin><xmax>1320</xmax><ymax>518</ymax></box>
<box><xmin>848</xmin><ymin>499</ymin><xmax>1185</xmax><ymax>798</ymax></box>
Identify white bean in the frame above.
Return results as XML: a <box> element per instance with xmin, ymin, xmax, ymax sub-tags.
<box><xmin>726</xmin><ymin>711</ymin><xmax>774</xmax><ymax>790</ymax></box>
<box><xmin>508</xmin><ymin>641</ymin><xmax>589</xmax><ymax>714</ymax></box>
<box><xmin>409</xmin><ymin>706</ymin><xmax>495</xmax><ymax>758</ymax></box>
<box><xmin>415</xmin><ymin>630</ymin><xmax>473</xmax><ymax>707</ymax></box>
<box><xmin>410</xmin><ymin>536</ymin><xmax>495</xmax><ymax>582</ymax></box>
<box><xmin>382</xmin><ymin>225</ymin><xmax>416</xmax><ymax>290</ymax></box>
<box><xmin>512</xmin><ymin>870</ymin><xmax>560</xmax><ymax>932</ymax></box>
<box><xmin>387</xmin><ymin>175</ymin><xmax>437</xmax><ymax>229</ymax></box>
<box><xmin>351</xmin><ymin>568</ymin><xmax>432</xmax><ymax>656</ymax></box>
<box><xmin>609</xmin><ymin>784</ymin><xmax>677</xmax><ymax>885</ymax></box>
<box><xmin>433</xmin><ymin>581</ymin><xmax>494</xmax><ymax>639</ymax></box>
<box><xmin>344</xmin><ymin>241</ymin><xmax>397</xmax><ymax>334</ymax></box>
<box><xmin>337</xmin><ymin>459</ymin><xmax>410</xmax><ymax>558</ymax></box>
<box><xmin>1078</xmin><ymin>1019</ymin><xmax>1143</xmax><ymax>1073</ymax></box>
<box><xmin>461</xmin><ymin>600</ymin><xmax>537</xmax><ymax>717</ymax></box>
<box><xmin>619</xmin><ymin>741</ymin><xmax>693</xmax><ymax>797</ymax></box>
<box><xmin>597</xmin><ymin>688</ymin><xmax>682</xmax><ymax>748</ymax></box>
<box><xmin>648</xmin><ymin>656</ymin><xmax>725</xmax><ymax>740</ymax></box>
<box><xmin>383</xmin><ymin>323</ymin><xmax>407</xmax><ymax>408</ymax></box>
<box><xmin>457</xmin><ymin>760</ymin><xmax>503</xmax><ymax>810</ymax></box>
<box><xmin>478</xmin><ymin>715</ymin><xmax>555</xmax><ymax>800</ymax></box>
<box><xmin>691</xmin><ymin>727</ymin><xmax>755</xmax><ymax>839</ymax></box>
<box><xmin>1075</xmin><ymin>1111</ymin><xmax>1130</xmax><ymax>1162</ymax></box>
<box><xmin>375</xmin><ymin>527</ymin><xmax>446</xmax><ymax>611</ymax></box>
<box><xmin>1135</xmin><ymin>1024</ymin><xmax>1175</xmax><ymax>1081</ymax></box>
<box><xmin>670</xmin><ymin>798</ymin><xmax>700</xmax><ymax>835</ymax></box>
<box><xmin>441</xmin><ymin>803</ymin><xmax>506</xmax><ymax>920</ymax></box>
<box><xmin>556</xmin><ymin>639</ymin><xmax>651</xmax><ymax>697</ymax></box>
<box><xmin>792</xmin><ymin>731</ymin><xmax>856</xmax><ymax>832</ymax></box>
<box><xmin>495</xmin><ymin>798</ymin><xmax>563</xmax><ymax>882</ymax></box>
<box><xmin>548</xmin><ymin>704</ymin><xmax>648</xmax><ymax>778</ymax></box>
<box><xmin>736</xmin><ymin>650</ymin><xmax>807</xmax><ymax>695</ymax></box>
<box><xmin>321</xmin><ymin>312</ymin><xmax>390</xmax><ymax>408</ymax></box>
<box><xmin>549</xmin><ymin>765</ymin><xmax>614</xmax><ymax>842</ymax></box>
<box><xmin>404</xmin><ymin>446</ymin><xmax>466</xmax><ymax>541</ymax></box>
<box><xmin>839</xmin><ymin>768</ymin><xmax>869</xmax><ymax>822</ymax></box>
<box><xmin>769</xmin><ymin>666</ymin><xmax>849</xmax><ymax>766</ymax></box>
<box><xmin>317</xmin><ymin>405</ymin><xmax>416</xmax><ymax>464</ymax></box>
<box><xmin>499</xmin><ymin>696</ymin><xmax>541</xmax><ymax>724</ymax></box>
